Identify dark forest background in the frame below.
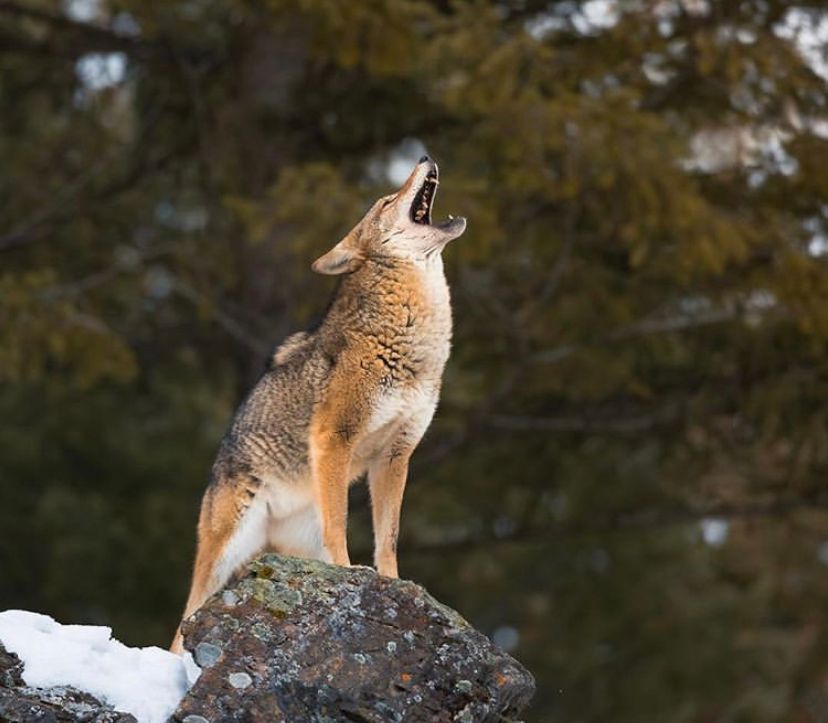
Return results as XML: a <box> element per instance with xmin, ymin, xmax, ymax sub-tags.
<box><xmin>2</xmin><ymin>1</ymin><xmax>828</xmax><ymax>720</ymax></box>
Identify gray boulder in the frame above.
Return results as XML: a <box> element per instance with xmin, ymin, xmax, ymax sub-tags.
<box><xmin>174</xmin><ymin>554</ymin><xmax>535</xmax><ymax>722</ymax></box>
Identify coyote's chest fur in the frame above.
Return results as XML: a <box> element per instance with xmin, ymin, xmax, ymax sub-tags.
<box><xmin>359</xmin><ymin>258</ymin><xmax>451</xmax><ymax>390</ymax></box>
<box><xmin>343</xmin><ymin>258</ymin><xmax>451</xmax><ymax>471</ymax></box>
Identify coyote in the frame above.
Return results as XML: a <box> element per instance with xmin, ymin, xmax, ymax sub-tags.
<box><xmin>172</xmin><ymin>157</ymin><xmax>466</xmax><ymax>653</ymax></box>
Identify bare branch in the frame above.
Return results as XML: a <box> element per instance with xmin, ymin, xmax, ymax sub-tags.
<box><xmin>413</xmin><ymin>361</ymin><xmax>528</xmax><ymax>472</ymax></box>
<box><xmin>0</xmin><ymin>153</ymin><xmax>115</xmax><ymax>251</ymax></box>
<box><xmin>0</xmin><ymin>133</ymin><xmax>190</xmax><ymax>253</ymax></box>
<box><xmin>530</xmin><ymin>303</ymin><xmax>777</xmax><ymax>365</ymax></box>
<box><xmin>37</xmin><ymin>247</ymin><xmax>176</xmax><ymax>301</ymax></box>
<box><xmin>0</xmin><ymin>1</ymin><xmax>212</xmax><ymax>62</ymax></box>
<box><xmin>609</xmin><ymin>307</ymin><xmax>740</xmax><ymax>339</ymax></box>
<box><xmin>172</xmin><ymin>277</ymin><xmax>270</xmax><ymax>357</ymax></box>
<box><xmin>390</xmin><ymin>492</ymin><xmax>828</xmax><ymax>558</ymax></box>
<box><xmin>485</xmin><ymin>405</ymin><xmax>681</xmax><ymax>434</ymax></box>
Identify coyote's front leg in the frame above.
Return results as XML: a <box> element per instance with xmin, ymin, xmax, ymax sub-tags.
<box><xmin>311</xmin><ymin>439</ymin><xmax>352</xmax><ymax>566</ymax></box>
<box><xmin>310</xmin><ymin>364</ymin><xmax>374</xmax><ymax>567</ymax></box>
<box><xmin>368</xmin><ymin>450</ymin><xmax>412</xmax><ymax>578</ymax></box>
<box><xmin>310</xmin><ymin>407</ymin><xmax>356</xmax><ymax>566</ymax></box>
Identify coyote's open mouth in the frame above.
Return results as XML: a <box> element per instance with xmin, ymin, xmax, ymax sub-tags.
<box><xmin>405</xmin><ymin>158</ymin><xmax>466</xmax><ymax>240</ymax></box>
<box><xmin>411</xmin><ymin>168</ymin><xmax>438</xmax><ymax>225</ymax></box>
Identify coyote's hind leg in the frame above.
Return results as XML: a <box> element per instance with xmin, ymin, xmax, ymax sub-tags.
<box><xmin>171</xmin><ymin>474</ymin><xmax>267</xmax><ymax>654</ymax></box>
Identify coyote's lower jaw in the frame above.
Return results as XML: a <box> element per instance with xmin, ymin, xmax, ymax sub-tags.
<box><xmin>174</xmin><ymin>157</ymin><xmax>463</xmax><ymax>653</ymax></box>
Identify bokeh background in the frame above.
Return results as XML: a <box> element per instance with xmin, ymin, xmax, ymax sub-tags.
<box><xmin>2</xmin><ymin>1</ymin><xmax>828</xmax><ymax>720</ymax></box>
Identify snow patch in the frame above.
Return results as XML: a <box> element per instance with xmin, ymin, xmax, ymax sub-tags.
<box><xmin>0</xmin><ymin>610</ymin><xmax>199</xmax><ymax>723</ymax></box>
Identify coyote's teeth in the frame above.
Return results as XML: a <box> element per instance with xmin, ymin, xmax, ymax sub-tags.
<box><xmin>411</xmin><ymin>174</ymin><xmax>437</xmax><ymax>224</ymax></box>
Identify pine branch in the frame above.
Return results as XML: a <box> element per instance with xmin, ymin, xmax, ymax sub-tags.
<box><xmin>0</xmin><ymin>1</ymin><xmax>212</xmax><ymax>62</ymax></box>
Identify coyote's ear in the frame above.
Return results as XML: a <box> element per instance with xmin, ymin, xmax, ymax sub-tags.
<box><xmin>311</xmin><ymin>237</ymin><xmax>363</xmax><ymax>275</ymax></box>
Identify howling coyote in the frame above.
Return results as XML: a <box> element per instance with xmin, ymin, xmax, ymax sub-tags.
<box><xmin>172</xmin><ymin>156</ymin><xmax>466</xmax><ymax>653</ymax></box>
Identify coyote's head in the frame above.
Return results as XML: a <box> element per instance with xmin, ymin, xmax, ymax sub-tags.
<box><xmin>312</xmin><ymin>156</ymin><xmax>467</xmax><ymax>275</ymax></box>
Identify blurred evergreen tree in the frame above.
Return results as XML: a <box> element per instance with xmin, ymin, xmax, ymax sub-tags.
<box><xmin>1</xmin><ymin>1</ymin><xmax>828</xmax><ymax>720</ymax></box>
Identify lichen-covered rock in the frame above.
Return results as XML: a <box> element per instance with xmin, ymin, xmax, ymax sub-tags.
<box><xmin>0</xmin><ymin>643</ymin><xmax>136</xmax><ymax>723</ymax></box>
<box><xmin>0</xmin><ymin>642</ymin><xmax>24</xmax><ymax>689</ymax></box>
<box><xmin>174</xmin><ymin>554</ymin><xmax>534</xmax><ymax>722</ymax></box>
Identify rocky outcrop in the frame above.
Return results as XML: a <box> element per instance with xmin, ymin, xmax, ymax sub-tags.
<box><xmin>0</xmin><ymin>643</ymin><xmax>136</xmax><ymax>723</ymax></box>
<box><xmin>0</xmin><ymin>556</ymin><xmax>534</xmax><ymax>722</ymax></box>
<box><xmin>174</xmin><ymin>554</ymin><xmax>535</xmax><ymax>722</ymax></box>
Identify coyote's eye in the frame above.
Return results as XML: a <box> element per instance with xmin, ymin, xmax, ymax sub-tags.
<box><xmin>380</xmin><ymin>196</ymin><xmax>394</xmax><ymax>208</ymax></box>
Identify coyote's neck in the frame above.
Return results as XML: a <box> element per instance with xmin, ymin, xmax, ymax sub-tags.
<box><xmin>324</xmin><ymin>256</ymin><xmax>452</xmax><ymax>381</ymax></box>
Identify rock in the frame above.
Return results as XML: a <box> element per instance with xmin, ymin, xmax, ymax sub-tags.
<box><xmin>227</xmin><ymin>672</ymin><xmax>252</xmax><ymax>689</ymax></box>
<box><xmin>0</xmin><ymin>642</ymin><xmax>24</xmax><ymax>689</ymax></box>
<box><xmin>174</xmin><ymin>554</ymin><xmax>535</xmax><ymax>722</ymax></box>
<box><xmin>0</xmin><ymin>686</ymin><xmax>138</xmax><ymax>723</ymax></box>
<box><xmin>194</xmin><ymin>642</ymin><xmax>223</xmax><ymax>669</ymax></box>
<box><xmin>0</xmin><ymin>643</ymin><xmax>136</xmax><ymax>723</ymax></box>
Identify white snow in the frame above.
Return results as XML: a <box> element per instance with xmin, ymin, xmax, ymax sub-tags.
<box><xmin>0</xmin><ymin>610</ymin><xmax>200</xmax><ymax>723</ymax></box>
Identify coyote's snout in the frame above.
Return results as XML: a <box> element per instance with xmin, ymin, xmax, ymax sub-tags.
<box><xmin>312</xmin><ymin>156</ymin><xmax>466</xmax><ymax>274</ymax></box>
<box><xmin>172</xmin><ymin>157</ymin><xmax>466</xmax><ymax>653</ymax></box>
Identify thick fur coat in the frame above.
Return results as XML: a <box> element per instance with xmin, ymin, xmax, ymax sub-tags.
<box><xmin>172</xmin><ymin>157</ymin><xmax>466</xmax><ymax>652</ymax></box>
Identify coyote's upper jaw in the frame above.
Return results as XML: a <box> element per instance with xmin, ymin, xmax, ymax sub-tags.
<box><xmin>312</xmin><ymin>157</ymin><xmax>466</xmax><ymax>275</ymax></box>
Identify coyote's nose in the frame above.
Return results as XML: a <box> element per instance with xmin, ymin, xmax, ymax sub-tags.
<box><xmin>419</xmin><ymin>155</ymin><xmax>430</xmax><ymax>163</ymax></box>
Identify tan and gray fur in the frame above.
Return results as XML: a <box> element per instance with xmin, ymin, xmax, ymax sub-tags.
<box><xmin>171</xmin><ymin>157</ymin><xmax>466</xmax><ymax>653</ymax></box>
